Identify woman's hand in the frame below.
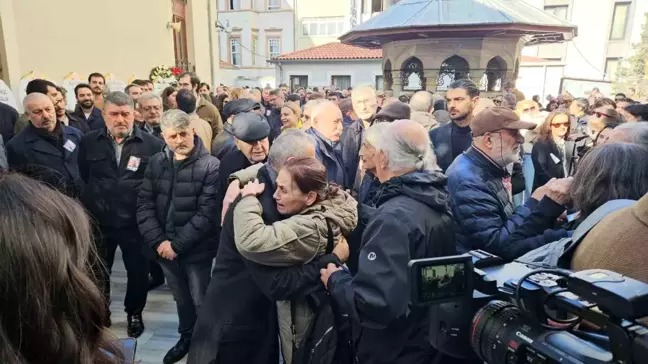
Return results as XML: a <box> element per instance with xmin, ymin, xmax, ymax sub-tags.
<box><xmin>333</xmin><ymin>236</ymin><xmax>350</xmax><ymax>263</ymax></box>
<box><xmin>241</xmin><ymin>179</ymin><xmax>265</xmax><ymax>197</ymax></box>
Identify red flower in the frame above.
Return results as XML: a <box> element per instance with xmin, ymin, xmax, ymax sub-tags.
<box><xmin>171</xmin><ymin>67</ymin><xmax>183</xmax><ymax>76</ymax></box>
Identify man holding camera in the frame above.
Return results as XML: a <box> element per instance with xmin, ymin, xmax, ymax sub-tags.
<box><xmin>320</xmin><ymin>120</ymin><xmax>456</xmax><ymax>364</ymax></box>
<box><xmin>446</xmin><ymin>107</ymin><xmax>571</xmax><ymax>261</ymax></box>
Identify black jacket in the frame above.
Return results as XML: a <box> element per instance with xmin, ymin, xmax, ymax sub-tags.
<box><xmin>188</xmin><ymin>165</ymin><xmax>339</xmax><ymax>364</ymax></box>
<box><xmin>0</xmin><ymin>101</ymin><xmax>18</xmax><ymax>141</ymax></box>
<box><xmin>531</xmin><ymin>138</ymin><xmax>574</xmax><ymax>191</ymax></box>
<box><xmin>307</xmin><ymin>128</ymin><xmax>346</xmax><ymax>187</ymax></box>
<box><xmin>139</xmin><ymin>123</ymin><xmax>163</xmax><ymax>139</ymax></box>
<box><xmin>73</xmin><ymin>106</ymin><xmax>105</xmax><ymax>131</ymax></box>
<box><xmin>267</xmin><ymin>107</ymin><xmax>282</xmax><ymax>142</ymax></box>
<box><xmin>78</xmin><ymin>127</ymin><xmax>164</xmax><ymax>228</ymax></box>
<box><xmin>429</xmin><ymin>121</ymin><xmax>472</xmax><ymax>172</ymax></box>
<box><xmin>447</xmin><ymin>147</ymin><xmax>568</xmax><ymax>261</ymax></box>
<box><xmin>339</xmin><ymin>119</ymin><xmax>364</xmax><ymax>189</ymax></box>
<box><xmin>63</xmin><ymin>111</ymin><xmax>90</xmax><ymax>134</ymax></box>
<box><xmin>215</xmin><ymin>148</ymin><xmax>255</xmax><ymax>223</ymax></box>
<box><xmin>137</xmin><ymin>137</ymin><xmax>220</xmax><ymax>263</ymax></box>
<box><xmin>7</xmin><ymin>123</ymin><xmax>83</xmax><ymax>197</ymax></box>
<box><xmin>211</xmin><ymin>122</ymin><xmax>236</xmax><ymax>160</ymax></box>
<box><xmin>328</xmin><ymin>171</ymin><xmax>456</xmax><ymax>364</ymax></box>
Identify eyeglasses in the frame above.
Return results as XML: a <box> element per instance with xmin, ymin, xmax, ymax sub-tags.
<box><xmin>142</xmin><ymin>106</ymin><xmax>161</xmax><ymax>112</ymax></box>
<box><xmin>523</xmin><ymin>107</ymin><xmax>537</xmax><ymax>113</ymax></box>
<box><xmin>551</xmin><ymin>122</ymin><xmax>570</xmax><ymax>128</ymax></box>
<box><xmin>594</xmin><ymin>111</ymin><xmax>612</xmax><ymax>118</ymax></box>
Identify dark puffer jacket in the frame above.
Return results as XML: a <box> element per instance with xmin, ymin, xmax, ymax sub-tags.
<box><xmin>137</xmin><ymin>136</ymin><xmax>220</xmax><ymax>263</ymax></box>
<box><xmin>328</xmin><ymin>171</ymin><xmax>456</xmax><ymax>364</ymax></box>
<box><xmin>446</xmin><ymin>146</ymin><xmax>568</xmax><ymax>261</ymax></box>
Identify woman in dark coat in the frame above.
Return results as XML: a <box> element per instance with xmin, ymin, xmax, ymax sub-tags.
<box><xmin>531</xmin><ymin>111</ymin><xmax>574</xmax><ymax>191</ymax></box>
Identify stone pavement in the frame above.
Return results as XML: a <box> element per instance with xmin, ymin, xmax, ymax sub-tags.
<box><xmin>108</xmin><ymin>250</ymin><xmax>186</xmax><ymax>364</ymax></box>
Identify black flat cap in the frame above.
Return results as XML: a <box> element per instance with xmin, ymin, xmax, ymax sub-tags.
<box><xmin>232</xmin><ymin>112</ymin><xmax>271</xmax><ymax>142</ymax></box>
<box><xmin>223</xmin><ymin>98</ymin><xmax>261</xmax><ymax>119</ymax></box>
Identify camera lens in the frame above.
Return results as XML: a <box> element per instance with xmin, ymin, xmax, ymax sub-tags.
<box><xmin>470</xmin><ymin>300</ymin><xmax>530</xmax><ymax>364</ymax></box>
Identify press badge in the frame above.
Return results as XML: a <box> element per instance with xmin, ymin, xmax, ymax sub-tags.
<box><xmin>63</xmin><ymin>140</ymin><xmax>76</xmax><ymax>152</ymax></box>
<box><xmin>550</xmin><ymin>153</ymin><xmax>561</xmax><ymax>164</ymax></box>
<box><xmin>126</xmin><ymin>156</ymin><xmax>141</xmax><ymax>172</ymax></box>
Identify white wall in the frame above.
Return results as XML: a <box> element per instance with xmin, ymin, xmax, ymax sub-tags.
<box><xmin>275</xmin><ymin>60</ymin><xmax>382</xmax><ymax>89</ymax></box>
<box><xmin>518</xmin><ymin>64</ymin><xmax>566</xmax><ymax>102</ymax></box>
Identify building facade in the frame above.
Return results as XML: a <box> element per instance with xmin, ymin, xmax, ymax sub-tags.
<box><xmin>216</xmin><ymin>0</ymin><xmax>296</xmax><ymax>87</ymax></box>
<box><xmin>270</xmin><ymin>42</ymin><xmax>383</xmax><ymax>90</ymax></box>
<box><xmin>0</xmin><ymin>0</ymin><xmax>220</xmax><ymax>105</ymax></box>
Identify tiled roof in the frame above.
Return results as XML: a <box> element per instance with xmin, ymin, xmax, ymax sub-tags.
<box><xmin>272</xmin><ymin>42</ymin><xmax>383</xmax><ymax>61</ymax></box>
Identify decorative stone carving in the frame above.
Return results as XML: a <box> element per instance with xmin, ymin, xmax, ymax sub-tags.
<box><xmin>400</xmin><ymin>57</ymin><xmax>425</xmax><ymax>91</ymax></box>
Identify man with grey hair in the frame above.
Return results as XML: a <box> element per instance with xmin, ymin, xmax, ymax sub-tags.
<box><xmin>137</xmin><ymin>109</ymin><xmax>220</xmax><ymax>364</ymax></box>
<box><xmin>321</xmin><ymin>119</ymin><xmax>455</xmax><ymax>363</ymax></box>
<box><xmin>189</xmin><ymin>129</ymin><xmax>348</xmax><ymax>364</ymax></box>
<box><xmin>306</xmin><ymin>100</ymin><xmax>346</xmax><ymax>186</ymax></box>
<box><xmin>409</xmin><ymin>90</ymin><xmax>438</xmax><ymax>130</ymax></box>
<box><xmin>607</xmin><ymin>122</ymin><xmax>648</xmax><ymax>148</ymax></box>
<box><xmin>138</xmin><ymin>92</ymin><xmax>164</xmax><ymax>138</ymax></box>
<box><xmin>78</xmin><ymin>91</ymin><xmax>164</xmax><ymax>338</ymax></box>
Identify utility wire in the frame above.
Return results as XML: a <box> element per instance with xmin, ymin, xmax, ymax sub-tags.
<box><xmin>216</xmin><ymin>19</ymin><xmax>274</xmax><ymax>60</ymax></box>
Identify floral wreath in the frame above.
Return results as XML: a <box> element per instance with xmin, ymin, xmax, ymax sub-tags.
<box><xmin>149</xmin><ymin>65</ymin><xmax>183</xmax><ymax>82</ymax></box>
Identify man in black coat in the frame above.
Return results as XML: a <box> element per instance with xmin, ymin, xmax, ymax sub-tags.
<box><xmin>211</xmin><ymin>98</ymin><xmax>262</xmax><ymax>160</ymax></box>
<box><xmin>72</xmin><ymin>83</ymin><xmax>106</xmax><ymax>131</ymax></box>
<box><xmin>7</xmin><ymin>93</ymin><xmax>82</xmax><ymax>197</ymax></box>
<box><xmin>78</xmin><ymin>91</ymin><xmax>164</xmax><ymax>338</ymax></box>
<box><xmin>265</xmin><ymin>88</ymin><xmax>284</xmax><ymax>142</ymax></box>
<box><xmin>53</xmin><ymin>92</ymin><xmax>90</xmax><ymax>134</ymax></box>
<box><xmin>137</xmin><ymin>92</ymin><xmax>163</xmax><ymax>139</ymax></box>
<box><xmin>322</xmin><ymin>120</ymin><xmax>457</xmax><ymax>364</ymax></box>
<box><xmin>215</xmin><ymin>112</ymin><xmax>270</xmax><ymax>222</ymax></box>
<box><xmin>0</xmin><ymin>100</ymin><xmax>18</xmax><ymax>141</ymax></box>
<box><xmin>188</xmin><ymin>130</ymin><xmax>345</xmax><ymax>364</ymax></box>
<box><xmin>137</xmin><ymin>110</ymin><xmax>220</xmax><ymax>364</ymax></box>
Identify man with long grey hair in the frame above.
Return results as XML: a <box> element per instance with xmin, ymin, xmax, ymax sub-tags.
<box><xmin>78</xmin><ymin>91</ymin><xmax>165</xmax><ymax>338</ymax></box>
<box><xmin>137</xmin><ymin>109</ymin><xmax>220</xmax><ymax>364</ymax></box>
<box><xmin>321</xmin><ymin>119</ymin><xmax>456</xmax><ymax>363</ymax></box>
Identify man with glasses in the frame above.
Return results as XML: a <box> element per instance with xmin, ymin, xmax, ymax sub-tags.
<box><xmin>177</xmin><ymin>72</ymin><xmax>223</xmax><ymax>138</ymax></box>
<box><xmin>138</xmin><ymin>93</ymin><xmax>164</xmax><ymax>139</ymax></box>
<box><xmin>446</xmin><ymin>107</ymin><xmax>572</xmax><ymax>261</ymax></box>
<box><xmin>78</xmin><ymin>91</ymin><xmax>164</xmax><ymax>338</ymax></box>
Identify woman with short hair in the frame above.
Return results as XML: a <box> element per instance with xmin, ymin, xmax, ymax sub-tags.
<box><xmin>0</xmin><ymin>173</ymin><xmax>122</xmax><ymax>364</ymax></box>
<box><xmin>280</xmin><ymin>101</ymin><xmax>303</xmax><ymax>131</ymax></box>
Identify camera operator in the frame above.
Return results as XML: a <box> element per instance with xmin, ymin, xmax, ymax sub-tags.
<box><xmin>320</xmin><ymin>120</ymin><xmax>456</xmax><ymax>364</ymax></box>
<box><xmin>446</xmin><ymin>107</ymin><xmax>570</xmax><ymax>261</ymax></box>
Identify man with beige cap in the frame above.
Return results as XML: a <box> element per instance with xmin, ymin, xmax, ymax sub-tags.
<box><xmin>446</xmin><ymin>107</ymin><xmax>572</xmax><ymax>261</ymax></box>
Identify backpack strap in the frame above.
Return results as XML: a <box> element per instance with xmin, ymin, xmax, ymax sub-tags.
<box><xmin>325</xmin><ymin>218</ymin><xmax>334</xmax><ymax>254</ymax></box>
<box><xmin>557</xmin><ymin>199</ymin><xmax>636</xmax><ymax>267</ymax></box>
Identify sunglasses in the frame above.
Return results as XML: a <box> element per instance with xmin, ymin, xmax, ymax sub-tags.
<box><xmin>551</xmin><ymin>122</ymin><xmax>570</xmax><ymax>128</ymax></box>
<box><xmin>594</xmin><ymin>111</ymin><xmax>612</xmax><ymax>118</ymax></box>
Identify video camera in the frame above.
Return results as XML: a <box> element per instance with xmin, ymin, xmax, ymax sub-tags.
<box><xmin>408</xmin><ymin>250</ymin><xmax>648</xmax><ymax>364</ymax></box>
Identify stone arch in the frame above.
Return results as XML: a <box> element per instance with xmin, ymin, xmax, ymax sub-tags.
<box><xmin>437</xmin><ymin>55</ymin><xmax>470</xmax><ymax>91</ymax></box>
<box><xmin>400</xmin><ymin>56</ymin><xmax>425</xmax><ymax>91</ymax></box>
<box><xmin>483</xmin><ymin>56</ymin><xmax>507</xmax><ymax>92</ymax></box>
<box><xmin>384</xmin><ymin>59</ymin><xmax>393</xmax><ymax>90</ymax></box>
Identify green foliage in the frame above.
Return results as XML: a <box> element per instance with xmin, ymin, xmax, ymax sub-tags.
<box><xmin>614</xmin><ymin>12</ymin><xmax>648</xmax><ymax>98</ymax></box>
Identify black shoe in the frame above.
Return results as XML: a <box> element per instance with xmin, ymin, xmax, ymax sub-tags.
<box><xmin>148</xmin><ymin>274</ymin><xmax>165</xmax><ymax>291</ymax></box>
<box><xmin>127</xmin><ymin>313</ymin><xmax>145</xmax><ymax>338</ymax></box>
<box><xmin>163</xmin><ymin>336</ymin><xmax>191</xmax><ymax>364</ymax></box>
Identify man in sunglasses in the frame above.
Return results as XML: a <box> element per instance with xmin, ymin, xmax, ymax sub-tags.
<box><xmin>446</xmin><ymin>107</ymin><xmax>571</xmax><ymax>261</ymax></box>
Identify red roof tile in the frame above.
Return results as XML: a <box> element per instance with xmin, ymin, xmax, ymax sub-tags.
<box><xmin>273</xmin><ymin>42</ymin><xmax>383</xmax><ymax>61</ymax></box>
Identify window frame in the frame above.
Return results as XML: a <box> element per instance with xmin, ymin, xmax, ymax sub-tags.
<box><xmin>251</xmin><ymin>35</ymin><xmax>258</xmax><ymax>65</ymax></box>
<box><xmin>609</xmin><ymin>1</ymin><xmax>631</xmax><ymax>40</ymax></box>
<box><xmin>605</xmin><ymin>57</ymin><xmax>620</xmax><ymax>81</ymax></box>
<box><xmin>543</xmin><ymin>5</ymin><xmax>569</xmax><ymax>21</ymax></box>
<box><xmin>267</xmin><ymin>37</ymin><xmax>282</xmax><ymax>59</ymax></box>
<box><xmin>229</xmin><ymin>0</ymin><xmax>240</xmax><ymax>10</ymax></box>
<box><xmin>301</xmin><ymin>17</ymin><xmax>346</xmax><ymax>37</ymax></box>
<box><xmin>229</xmin><ymin>36</ymin><xmax>242</xmax><ymax>66</ymax></box>
<box><xmin>267</xmin><ymin>0</ymin><xmax>281</xmax><ymax>10</ymax></box>
<box><xmin>331</xmin><ymin>75</ymin><xmax>352</xmax><ymax>89</ymax></box>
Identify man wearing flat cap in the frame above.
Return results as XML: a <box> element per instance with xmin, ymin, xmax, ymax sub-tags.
<box><xmin>446</xmin><ymin>107</ymin><xmax>572</xmax><ymax>261</ymax></box>
<box><xmin>215</xmin><ymin>111</ymin><xmax>270</xmax><ymax>223</ymax></box>
<box><xmin>211</xmin><ymin>98</ymin><xmax>263</xmax><ymax>160</ymax></box>
<box><xmin>373</xmin><ymin>100</ymin><xmax>411</xmax><ymax>123</ymax></box>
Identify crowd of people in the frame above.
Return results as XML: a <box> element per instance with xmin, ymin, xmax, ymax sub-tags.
<box><xmin>0</xmin><ymin>69</ymin><xmax>647</xmax><ymax>364</ymax></box>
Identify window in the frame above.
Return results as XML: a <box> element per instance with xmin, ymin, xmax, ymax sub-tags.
<box><xmin>229</xmin><ymin>0</ymin><xmax>240</xmax><ymax>10</ymax></box>
<box><xmin>544</xmin><ymin>5</ymin><xmax>568</xmax><ymax>20</ymax></box>
<box><xmin>268</xmin><ymin>0</ymin><xmax>280</xmax><ymax>10</ymax></box>
<box><xmin>331</xmin><ymin>75</ymin><xmax>351</xmax><ymax>90</ymax></box>
<box><xmin>251</xmin><ymin>36</ymin><xmax>258</xmax><ymax>65</ymax></box>
<box><xmin>375</xmin><ymin>75</ymin><xmax>384</xmax><ymax>91</ymax></box>
<box><xmin>230</xmin><ymin>37</ymin><xmax>242</xmax><ymax>66</ymax></box>
<box><xmin>371</xmin><ymin>0</ymin><xmax>382</xmax><ymax>13</ymax></box>
<box><xmin>610</xmin><ymin>2</ymin><xmax>631</xmax><ymax>40</ymax></box>
<box><xmin>605</xmin><ymin>58</ymin><xmax>620</xmax><ymax>81</ymax></box>
<box><xmin>301</xmin><ymin>17</ymin><xmax>346</xmax><ymax>37</ymax></box>
<box><xmin>290</xmin><ymin>75</ymin><xmax>308</xmax><ymax>90</ymax></box>
<box><xmin>268</xmin><ymin>38</ymin><xmax>281</xmax><ymax>58</ymax></box>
